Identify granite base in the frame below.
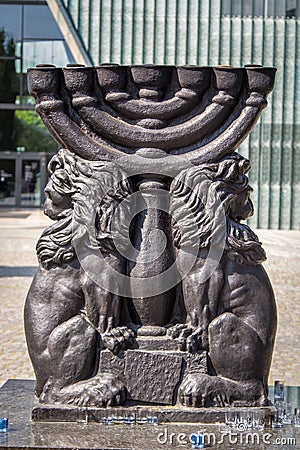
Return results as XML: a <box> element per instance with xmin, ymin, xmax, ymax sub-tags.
<box><xmin>1</xmin><ymin>380</ymin><xmax>299</xmax><ymax>450</ymax></box>
<box><xmin>32</xmin><ymin>398</ymin><xmax>273</xmax><ymax>424</ymax></box>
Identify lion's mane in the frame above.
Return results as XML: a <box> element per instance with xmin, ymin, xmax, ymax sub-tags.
<box><xmin>37</xmin><ymin>149</ymin><xmax>132</xmax><ymax>269</ymax></box>
<box><xmin>170</xmin><ymin>153</ymin><xmax>266</xmax><ymax>266</ymax></box>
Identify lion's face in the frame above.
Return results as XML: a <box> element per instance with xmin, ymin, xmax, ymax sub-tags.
<box><xmin>228</xmin><ymin>185</ymin><xmax>254</xmax><ymax>222</ymax></box>
<box><xmin>44</xmin><ymin>179</ymin><xmax>72</xmax><ymax>220</ymax></box>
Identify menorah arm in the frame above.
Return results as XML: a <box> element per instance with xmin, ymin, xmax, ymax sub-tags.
<box><xmin>34</xmin><ymin>91</ymin><xmax>267</xmax><ymax>166</ymax></box>
<box><xmin>71</xmin><ymin>95</ymin><xmax>236</xmax><ymax>151</ymax></box>
<box><xmin>179</xmin><ymin>95</ymin><xmax>266</xmax><ymax>165</ymax></box>
<box><xmin>35</xmin><ymin>100</ymin><xmax>123</xmax><ymax>161</ymax></box>
<box><xmin>106</xmin><ymin>93</ymin><xmax>200</xmax><ymax>120</ymax></box>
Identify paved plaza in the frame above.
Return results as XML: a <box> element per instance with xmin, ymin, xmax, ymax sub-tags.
<box><xmin>0</xmin><ymin>209</ymin><xmax>299</xmax><ymax>389</ymax></box>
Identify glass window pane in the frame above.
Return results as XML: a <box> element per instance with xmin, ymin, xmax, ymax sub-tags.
<box><xmin>254</xmin><ymin>0</ymin><xmax>264</xmax><ymax>16</ymax></box>
<box><xmin>221</xmin><ymin>0</ymin><xmax>230</xmax><ymax>15</ymax></box>
<box><xmin>232</xmin><ymin>0</ymin><xmax>242</xmax><ymax>15</ymax></box>
<box><xmin>21</xmin><ymin>40</ymin><xmax>73</xmax><ymax>70</ymax></box>
<box><xmin>24</xmin><ymin>5</ymin><xmax>63</xmax><ymax>40</ymax></box>
<box><xmin>222</xmin><ymin>0</ymin><xmax>299</xmax><ymax>17</ymax></box>
<box><xmin>0</xmin><ymin>26</ymin><xmax>20</xmax><ymax>104</ymax></box>
<box><xmin>268</xmin><ymin>0</ymin><xmax>285</xmax><ymax>16</ymax></box>
<box><xmin>0</xmin><ymin>3</ymin><xmax>74</xmax><ymax>105</ymax></box>
<box><xmin>0</xmin><ymin>5</ymin><xmax>22</xmax><ymax>41</ymax></box>
<box><xmin>242</xmin><ymin>1</ymin><xmax>253</xmax><ymax>15</ymax></box>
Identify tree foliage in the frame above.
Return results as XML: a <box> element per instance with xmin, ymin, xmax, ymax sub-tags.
<box><xmin>15</xmin><ymin>111</ymin><xmax>58</xmax><ymax>153</ymax></box>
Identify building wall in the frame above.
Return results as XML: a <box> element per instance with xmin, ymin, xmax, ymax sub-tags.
<box><xmin>57</xmin><ymin>0</ymin><xmax>300</xmax><ymax>229</ymax></box>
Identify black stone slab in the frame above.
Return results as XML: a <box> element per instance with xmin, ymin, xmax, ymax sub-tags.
<box><xmin>32</xmin><ymin>399</ymin><xmax>235</xmax><ymax>424</ymax></box>
<box><xmin>32</xmin><ymin>400</ymin><xmax>278</xmax><ymax>427</ymax></box>
<box><xmin>1</xmin><ymin>380</ymin><xmax>300</xmax><ymax>450</ymax></box>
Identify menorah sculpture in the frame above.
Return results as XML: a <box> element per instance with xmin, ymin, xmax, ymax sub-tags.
<box><xmin>25</xmin><ymin>64</ymin><xmax>277</xmax><ymax>414</ymax></box>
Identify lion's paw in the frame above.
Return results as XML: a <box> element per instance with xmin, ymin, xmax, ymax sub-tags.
<box><xmin>102</xmin><ymin>326</ymin><xmax>135</xmax><ymax>354</ymax></box>
<box><xmin>178</xmin><ymin>373</ymin><xmax>230</xmax><ymax>408</ymax></box>
<box><xmin>186</xmin><ymin>328</ymin><xmax>208</xmax><ymax>353</ymax></box>
<box><xmin>41</xmin><ymin>374</ymin><xmax>126</xmax><ymax>407</ymax></box>
<box><xmin>167</xmin><ymin>324</ymin><xmax>194</xmax><ymax>351</ymax></box>
<box><xmin>75</xmin><ymin>373</ymin><xmax>126</xmax><ymax>407</ymax></box>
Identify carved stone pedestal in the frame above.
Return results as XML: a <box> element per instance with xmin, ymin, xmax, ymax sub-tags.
<box><xmin>99</xmin><ymin>338</ymin><xmax>207</xmax><ymax>405</ymax></box>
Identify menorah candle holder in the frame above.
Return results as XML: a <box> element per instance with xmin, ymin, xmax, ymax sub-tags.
<box><xmin>25</xmin><ymin>64</ymin><xmax>277</xmax><ymax>418</ymax></box>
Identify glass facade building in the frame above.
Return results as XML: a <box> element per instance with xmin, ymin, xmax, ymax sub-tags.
<box><xmin>0</xmin><ymin>0</ymin><xmax>75</xmax><ymax>206</ymax></box>
<box><xmin>0</xmin><ymin>0</ymin><xmax>299</xmax><ymax>227</ymax></box>
<box><xmin>0</xmin><ymin>0</ymin><xmax>74</xmax><ymax>109</ymax></box>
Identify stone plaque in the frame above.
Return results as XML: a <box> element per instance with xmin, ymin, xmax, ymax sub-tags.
<box><xmin>124</xmin><ymin>350</ymin><xmax>183</xmax><ymax>404</ymax></box>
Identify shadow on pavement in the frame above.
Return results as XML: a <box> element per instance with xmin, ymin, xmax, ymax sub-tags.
<box><xmin>0</xmin><ymin>266</ymin><xmax>37</xmax><ymax>277</ymax></box>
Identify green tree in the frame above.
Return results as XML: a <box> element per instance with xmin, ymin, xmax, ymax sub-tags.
<box><xmin>15</xmin><ymin>110</ymin><xmax>58</xmax><ymax>153</ymax></box>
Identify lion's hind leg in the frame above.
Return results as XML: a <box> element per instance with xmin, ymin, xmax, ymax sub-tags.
<box><xmin>40</xmin><ymin>314</ymin><xmax>125</xmax><ymax>407</ymax></box>
<box><xmin>179</xmin><ymin>312</ymin><xmax>268</xmax><ymax>407</ymax></box>
<box><xmin>208</xmin><ymin>312</ymin><xmax>268</xmax><ymax>405</ymax></box>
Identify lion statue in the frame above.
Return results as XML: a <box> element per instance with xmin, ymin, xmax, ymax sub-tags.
<box><xmin>169</xmin><ymin>153</ymin><xmax>277</xmax><ymax>407</ymax></box>
<box><xmin>24</xmin><ymin>149</ymin><xmax>134</xmax><ymax>406</ymax></box>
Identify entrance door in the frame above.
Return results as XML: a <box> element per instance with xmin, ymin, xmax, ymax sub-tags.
<box><xmin>0</xmin><ymin>158</ymin><xmax>16</xmax><ymax>206</ymax></box>
<box><xmin>21</xmin><ymin>159</ymin><xmax>41</xmax><ymax>207</ymax></box>
<box><xmin>19</xmin><ymin>154</ymin><xmax>48</xmax><ymax>207</ymax></box>
<box><xmin>0</xmin><ymin>152</ymin><xmax>48</xmax><ymax>208</ymax></box>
